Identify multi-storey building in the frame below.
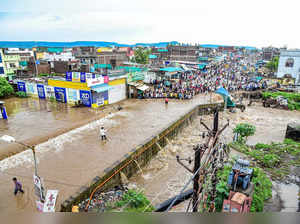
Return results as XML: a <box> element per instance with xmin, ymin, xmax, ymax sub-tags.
<box><xmin>277</xmin><ymin>49</ymin><xmax>300</xmax><ymax>84</ymax></box>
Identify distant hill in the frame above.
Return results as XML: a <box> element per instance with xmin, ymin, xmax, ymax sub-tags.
<box><xmin>0</xmin><ymin>41</ymin><xmax>179</xmax><ymax>48</ymax></box>
<box><xmin>0</xmin><ymin>41</ymin><xmax>256</xmax><ymax>49</ymax></box>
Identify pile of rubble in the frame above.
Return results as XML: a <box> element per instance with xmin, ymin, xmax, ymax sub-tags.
<box><xmin>77</xmin><ymin>186</ymin><xmax>126</xmax><ymax>212</ymax></box>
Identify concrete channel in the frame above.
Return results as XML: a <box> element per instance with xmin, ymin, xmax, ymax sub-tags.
<box><xmin>60</xmin><ymin>103</ymin><xmax>224</xmax><ymax>211</ymax></box>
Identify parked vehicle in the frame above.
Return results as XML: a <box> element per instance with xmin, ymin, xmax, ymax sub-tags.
<box><xmin>222</xmin><ymin>159</ymin><xmax>254</xmax><ymax>213</ymax></box>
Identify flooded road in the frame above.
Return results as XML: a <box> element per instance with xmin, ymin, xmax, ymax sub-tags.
<box><xmin>0</xmin><ymin>94</ymin><xmax>211</xmax><ymax>212</ymax></box>
<box><xmin>0</xmin><ymin>97</ymin><xmax>101</xmax><ymax>159</ymax></box>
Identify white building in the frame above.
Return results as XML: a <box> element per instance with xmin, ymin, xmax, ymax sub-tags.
<box><xmin>277</xmin><ymin>49</ymin><xmax>300</xmax><ymax>84</ymax></box>
<box><xmin>0</xmin><ymin>49</ymin><xmax>4</xmax><ymax>77</ymax></box>
<box><xmin>42</xmin><ymin>48</ymin><xmax>74</xmax><ymax>62</ymax></box>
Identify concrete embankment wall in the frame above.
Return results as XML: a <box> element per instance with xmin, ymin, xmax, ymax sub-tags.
<box><xmin>60</xmin><ymin>103</ymin><xmax>224</xmax><ymax>212</ymax></box>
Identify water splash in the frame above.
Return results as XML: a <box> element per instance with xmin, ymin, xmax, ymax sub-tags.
<box><xmin>0</xmin><ymin>111</ymin><xmax>125</xmax><ymax>171</ymax></box>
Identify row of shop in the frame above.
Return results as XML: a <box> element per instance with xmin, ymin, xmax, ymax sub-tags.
<box><xmin>15</xmin><ymin>72</ymin><xmax>127</xmax><ymax>108</ymax></box>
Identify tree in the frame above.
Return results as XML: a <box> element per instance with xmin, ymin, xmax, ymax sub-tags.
<box><xmin>0</xmin><ymin>77</ymin><xmax>14</xmax><ymax>98</ymax></box>
<box><xmin>266</xmin><ymin>56</ymin><xmax>279</xmax><ymax>72</ymax></box>
<box><xmin>132</xmin><ymin>48</ymin><xmax>151</xmax><ymax>64</ymax></box>
<box><xmin>233</xmin><ymin>123</ymin><xmax>256</xmax><ymax>143</ymax></box>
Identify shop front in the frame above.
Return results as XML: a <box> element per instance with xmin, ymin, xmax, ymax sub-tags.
<box><xmin>90</xmin><ymin>84</ymin><xmax>110</xmax><ymax>108</ymax></box>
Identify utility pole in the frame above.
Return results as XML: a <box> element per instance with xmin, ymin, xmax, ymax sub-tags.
<box><xmin>192</xmin><ymin>144</ymin><xmax>202</xmax><ymax>212</ymax></box>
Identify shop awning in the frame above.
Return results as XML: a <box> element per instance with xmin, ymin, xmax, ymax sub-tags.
<box><xmin>136</xmin><ymin>85</ymin><xmax>149</xmax><ymax>91</ymax></box>
<box><xmin>91</xmin><ymin>84</ymin><xmax>112</xmax><ymax>93</ymax></box>
<box><xmin>128</xmin><ymin>81</ymin><xmax>149</xmax><ymax>91</ymax></box>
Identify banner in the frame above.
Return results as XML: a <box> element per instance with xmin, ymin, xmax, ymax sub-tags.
<box><xmin>54</xmin><ymin>87</ymin><xmax>67</xmax><ymax>103</ymax></box>
<box><xmin>43</xmin><ymin>190</ymin><xmax>59</xmax><ymax>213</ymax></box>
<box><xmin>80</xmin><ymin>72</ymin><xmax>86</xmax><ymax>83</ymax></box>
<box><xmin>79</xmin><ymin>90</ymin><xmax>92</xmax><ymax>107</ymax></box>
<box><xmin>68</xmin><ymin>89</ymin><xmax>78</xmax><ymax>101</ymax></box>
<box><xmin>85</xmin><ymin>73</ymin><xmax>93</xmax><ymax>80</ymax></box>
<box><xmin>17</xmin><ymin>82</ymin><xmax>26</xmax><ymax>92</ymax></box>
<box><xmin>103</xmin><ymin>75</ymin><xmax>109</xmax><ymax>84</ymax></box>
<box><xmin>66</xmin><ymin>72</ymin><xmax>72</xmax><ymax>81</ymax></box>
<box><xmin>37</xmin><ymin>84</ymin><xmax>46</xmax><ymax>99</ymax></box>
<box><xmin>87</xmin><ymin>76</ymin><xmax>104</xmax><ymax>87</ymax></box>
<box><xmin>26</xmin><ymin>83</ymin><xmax>35</xmax><ymax>95</ymax></box>
<box><xmin>72</xmin><ymin>72</ymin><xmax>80</xmax><ymax>82</ymax></box>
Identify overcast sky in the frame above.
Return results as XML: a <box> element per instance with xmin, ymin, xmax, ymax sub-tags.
<box><xmin>0</xmin><ymin>0</ymin><xmax>299</xmax><ymax>48</ymax></box>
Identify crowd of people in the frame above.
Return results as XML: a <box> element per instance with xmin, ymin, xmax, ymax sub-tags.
<box><xmin>139</xmin><ymin>57</ymin><xmax>267</xmax><ymax>100</ymax></box>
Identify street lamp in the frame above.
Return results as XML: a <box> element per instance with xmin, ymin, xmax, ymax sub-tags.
<box><xmin>0</xmin><ymin>135</ymin><xmax>45</xmax><ymax>202</ymax></box>
<box><xmin>0</xmin><ymin>135</ymin><xmax>38</xmax><ymax>176</ymax></box>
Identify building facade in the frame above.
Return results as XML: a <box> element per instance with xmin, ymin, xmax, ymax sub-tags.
<box><xmin>0</xmin><ymin>49</ymin><xmax>5</xmax><ymax>77</ymax></box>
<box><xmin>277</xmin><ymin>50</ymin><xmax>300</xmax><ymax>84</ymax></box>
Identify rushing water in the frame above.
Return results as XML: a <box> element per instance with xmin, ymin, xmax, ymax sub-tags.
<box><xmin>128</xmin><ymin>105</ymin><xmax>300</xmax><ymax>212</ymax></box>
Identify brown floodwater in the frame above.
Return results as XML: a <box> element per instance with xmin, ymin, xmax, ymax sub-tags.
<box><xmin>128</xmin><ymin>104</ymin><xmax>300</xmax><ymax>212</ymax></box>
<box><xmin>0</xmin><ymin>94</ymin><xmax>213</xmax><ymax>212</ymax></box>
<box><xmin>0</xmin><ymin>97</ymin><xmax>101</xmax><ymax>159</ymax></box>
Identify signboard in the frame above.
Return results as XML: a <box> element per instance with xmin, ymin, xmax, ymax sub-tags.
<box><xmin>37</xmin><ymin>84</ymin><xmax>46</xmax><ymax>99</ymax></box>
<box><xmin>97</xmin><ymin>97</ymin><xmax>104</xmax><ymax>106</ymax></box>
<box><xmin>68</xmin><ymin>88</ymin><xmax>78</xmax><ymax>101</ymax></box>
<box><xmin>80</xmin><ymin>72</ymin><xmax>86</xmax><ymax>83</ymax></box>
<box><xmin>17</xmin><ymin>82</ymin><xmax>26</xmax><ymax>92</ymax></box>
<box><xmin>72</xmin><ymin>72</ymin><xmax>80</xmax><ymax>82</ymax></box>
<box><xmin>103</xmin><ymin>75</ymin><xmax>109</xmax><ymax>84</ymax></box>
<box><xmin>79</xmin><ymin>90</ymin><xmax>92</xmax><ymax>107</ymax></box>
<box><xmin>36</xmin><ymin>201</ymin><xmax>44</xmax><ymax>212</ymax></box>
<box><xmin>66</xmin><ymin>72</ymin><xmax>72</xmax><ymax>81</ymax></box>
<box><xmin>46</xmin><ymin>86</ymin><xmax>55</xmax><ymax>98</ymax></box>
<box><xmin>43</xmin><ymin>190</ymin><xmax>59</xmax><ymax>213</ymax></box>
<box><xmin>87</xmin><ymin>76</ymin><xmax>104</xmax><ymax>87</ymax></box>
<box><xmin>54</xmin><ymin>87</ymin><xmax>67</xmax><ymax>103</ymax></box>
<box><xmin>85</xmin><ymin>73</ymin><xmax>93</xmax><ymax>80</ymax></box>
<box><xmin>26</xmin><ymin>83</ymin><xmax>35</xmax><ymax>94</ymax></box>
<box><xmin>33</xmin><ymin>175</ymin><xmax>45</xmax><ymax>201</ymax></box>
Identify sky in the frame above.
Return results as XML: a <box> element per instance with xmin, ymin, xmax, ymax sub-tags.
<box><xmin>0</xmin><ymin>0</ymin><xmax>299</xmax><ymax>48</ymax></box>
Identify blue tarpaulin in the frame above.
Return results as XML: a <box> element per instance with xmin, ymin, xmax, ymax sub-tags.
<box><xmin>149</xmin><ymin>54</ymin><xmax>158</xmax><ymax>59</ymax></box>
<box><xmin>198</xmin><ymin>63</ymin><xmax>207</xmax><ymax>69</ymax></box>
<box><xmin>215</xmin><ymin>87</ymin><xmax>235</xmax><ymax>107</ymax></box>
<box><xmin>160</xmin><ymin>67</ymin><xmax>183</xmax><ymax>72</ymax></box>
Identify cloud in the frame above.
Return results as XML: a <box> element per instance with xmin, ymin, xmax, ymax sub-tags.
<box><xmin>0</xmin><ymin>0</ymin><xmax>300</xmax><ymax>48</ymax></box>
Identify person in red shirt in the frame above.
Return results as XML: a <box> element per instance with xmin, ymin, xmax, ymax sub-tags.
<box><xmin>165</xmin><ymin>97</ymin><xmax>169</xmax><ymax>104</ymax></box>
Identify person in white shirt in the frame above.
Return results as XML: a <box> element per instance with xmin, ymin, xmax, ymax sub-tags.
<box><xmin>100</xmin><ymin>127</ymin><xmax>107</xmax><ymax>141</ymax></box>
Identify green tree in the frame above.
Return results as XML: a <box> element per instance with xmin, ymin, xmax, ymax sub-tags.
<box><xmin>0</xmin><ymin>77</ymin><xmax>14</xmax><ymax>98</ymax></box>
<box><xmin>266</xmin><ymin>56</ymin><xmax>279</xmax><ymax>72</ymax></box>
<box><xmin>132</xmin><ymin>48</ymin><xmax>151</xmax><ymax>64</ymax></box>
<box><xmin>233</xmin><ymin>123</ymin><xmax>256</xmax><ymax>143</ymax></box>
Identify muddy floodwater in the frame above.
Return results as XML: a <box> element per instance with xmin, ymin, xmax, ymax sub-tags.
<box><xmin>128</xmin><ymin>104</ymin><xmax>300</xmax><ymax>212</ymax></box>
<box><xmin>0</xmin><ymin>97</ymin><xmax>101</xmax><ymax>159</ymax></box>
<box><xmin>0</xmin><ymin>94</ymin><xmax>212</xmax><ymax>212</ymax></box>
<box><xmin>0</xmin><ymin>95</ymin><xmax>299</xmax><ymax>212</ymax></box>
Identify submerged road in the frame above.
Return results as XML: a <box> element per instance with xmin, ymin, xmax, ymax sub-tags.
<box><xmin>0</xmin><ymin>94</ymin><xmax>211</xmax><ymax>212</ymax></box>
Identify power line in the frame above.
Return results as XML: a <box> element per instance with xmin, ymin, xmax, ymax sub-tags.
<box><xmin>1</xmin><ymin>171</ymin><xmax>83</xmax><ymax>188</ymax></box>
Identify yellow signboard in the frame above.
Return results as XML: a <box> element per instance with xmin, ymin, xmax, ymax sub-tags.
<box><xmin>48</xmin><ymin>79</ymin><xmax>90</xmax><ymax>90</ymax></box>
<box><xmin>97</xmin><ymin>47</ymin><xmax>113</xmax><ymax>53</ymax></box>
<box><xmin>72</xmin><ymin>72</ymin><xmax>81</xmax><ymax>82</ymax></box>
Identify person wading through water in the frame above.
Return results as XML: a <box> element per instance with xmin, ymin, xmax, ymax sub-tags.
<box><xmin>12</xmin><ymin>177</ymin><xmax>24</xmax><ymax>196</ymax></box>
<box><xmin>100</xmin><ymin>127</ymin><xmax>107</xmax><ymax>141</ymax></box>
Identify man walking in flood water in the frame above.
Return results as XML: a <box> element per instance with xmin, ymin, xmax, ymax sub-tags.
<box><xmin>12</xmin><ymin>177</ymin><xmax>24</xmax><ymax>196</ymax></box>
<box><xmin>100</xmin><ymin>127</ymin><xmax>107</xmax><ymax>141</ymax></box>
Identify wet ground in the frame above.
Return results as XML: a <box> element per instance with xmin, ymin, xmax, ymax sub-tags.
<box><xmin>0</xmin><ymin>94</ymin><xmax>214</xmax><ymax>212</ymax></box>
<box><xmin>0</xmin><ymin>97</ymin><xmax>102</xmax><ymax>159</ymax></box>
<box><xmin>128</xmin><ymin>104</ymin><xmax>300</xmax><ymax>212</ymax></box>
<box><xmin>1</xmin><ymin>95</ymin><xmax>299</xmax><ymax>212</ymax></box>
